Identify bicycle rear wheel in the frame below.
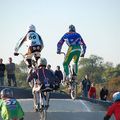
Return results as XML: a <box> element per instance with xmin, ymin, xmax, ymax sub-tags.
<box><xmin>70</xmin><ymin>82</ymin><xmax>77</xmax><ymax>100</ymax></box>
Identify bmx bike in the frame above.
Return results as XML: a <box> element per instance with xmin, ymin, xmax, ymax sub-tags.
<box><xmin>14</xmin><ymin>52</ymin><xmax>51</xmax><ymax>120</ymax></box>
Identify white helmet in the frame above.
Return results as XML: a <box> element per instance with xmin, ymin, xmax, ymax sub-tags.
<box><xmin>28</xmin><ymin>24</ymin><xmax>36</xmax><ymax>31</ymax></box>
<box><xmin>38</xmin><ymin>58</ymin><xmax>47</xmax><ymax>66</ymax></box>
<box><xmin>113</xmin><ymin>92</ymin><xmax>120</xmax><ymax>102</ymax></box>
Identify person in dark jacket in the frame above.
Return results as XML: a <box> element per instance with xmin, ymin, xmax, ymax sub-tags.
<box><xmin>100</xmin><ymin>86</ymin><xmax>109</xmax><ymax>101</ymax></box>
<box><xmin>54</xmin><ymin>66</ymin><xmax>63</xmax><ymax>90</ymax></box>
<box><xmin>0</xmin><ymin>58</ymin><xmax>5</xmax><ymax>86</ymax></box>
<box><xmin>82</xmin><ymin>75</ymin><xmax>91</xmax><ymax>97</ymax></box>
<box><xmin>55</xmin><ymin>66</ymin><xmax>63</xmax><ymax>84</ymax></box>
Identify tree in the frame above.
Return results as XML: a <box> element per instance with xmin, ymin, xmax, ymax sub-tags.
<box><xmin>78</xmin><ymin>55</ymin><xmax>105</xmax><ymax>83</ymax></box>
<box><xmin>15</xmin><ymin>60</ymin><xmax>28</xmax><ymax>88</ymax></box>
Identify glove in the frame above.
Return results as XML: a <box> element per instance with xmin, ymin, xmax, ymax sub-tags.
<box><xmin>14</xmin><ymin>52</ymin><xmax>19</xmax><ymax>56</ymax></box>
<box><xmin>19</xmin><ymin>117</ymin><xmax>24</xmax><ymax>120</ymax></box>
<box><xmin>104</xmin><ymin>115</ymin><xmax>110</xmax><ymax>120</ymax></box>
<box><xmin>57</xmin><ymin>50</ymin><xmax>60</xmax><ymax>54</ymax></box>
<box><xmin>80</xmin><ymin>53</ymin><xmax>84</xmax><ymax>57</ymax></box>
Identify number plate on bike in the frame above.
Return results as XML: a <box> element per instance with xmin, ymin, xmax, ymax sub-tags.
<box><xmin>45</xmin><ymin>83</ymin><xmax>50</xmax><ymax>87</ymax></box>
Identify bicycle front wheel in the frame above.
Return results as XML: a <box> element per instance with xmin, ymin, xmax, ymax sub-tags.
<box><xmin>40</xmin><ymin>109</ymin><xmax>47</xmax><ymax>120</ymax></box>
<box><xmin>70</xmin><ymin>82</ymin><xmax>77</xmax><ymax>100</ymax></box>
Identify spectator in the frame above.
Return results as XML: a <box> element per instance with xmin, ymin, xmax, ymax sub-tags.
<box><xmin>100</xmin><ymin>86</ymin><xmax>109</xmax><ymax>101</ymax></box>
<box><xmin>6</xmin><ymin>57</ymin><xmax>17</xmax><ymax>87</ymax></box>
<box><xmin>0</xmin><ymin>58</ymin><xmax>5</xmax><ymax>86</ymax></box>
<box><xmin>55</xmin><ymin>66</ymin><xmax>63</xmax><ymax>83</ymax></box>
<box><xmin>88</xmin><ymin>82</ymin><xmax>96</xmax><ymax>99</ymax></box>
<box><xmin>54</xmin><ymin>66</ymin><xmax>63</xmax><ymax>89</ymax></box>
<box><xmin>47</xmin><ymin>64</ymin><xmax>54</xmax><ymax>74</ymax></box>
<box><xmin>82</xmin><ymin>75</ymin><xmax>91</xmax><ymax>97</ymax></box>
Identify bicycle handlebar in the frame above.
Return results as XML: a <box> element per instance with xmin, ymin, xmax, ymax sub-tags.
<box><xmin>14</xmin><ymin>52</ymin><xmax>26</xmax><ymax>59</ymax></box>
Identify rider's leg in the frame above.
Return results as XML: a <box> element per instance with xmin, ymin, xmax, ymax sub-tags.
<box><xmin>63</xmin><ymin>46</ymin><xmax>81</xmax><ymax>81</ymax></box>
<box><xmin>26</xmin><ymin>53</ymin><xmax>33</xmax><ymax>68</ymax></box>
<box><xmin>34</xmin><ymin>52</ymin><xmax>40</xmax><ymax>63</ymax></box>
<box><xmin>73</xmin><ymin>50</ymin><xmax>80</xmax><ymax>76</ymax></box>
<box><xmin>33</xmin><ymin>91</ymin><xmax>38</xmax><ymax>111</ymax></box>
<box><xmin>39</xmin><ymin>92</ymin><xmax>44</xmax><ymax>109</ymax></box>
<box><xmin>63</xmin><ymin>47</ymin><xmax>73</xmax><ymax>81</ymax></box>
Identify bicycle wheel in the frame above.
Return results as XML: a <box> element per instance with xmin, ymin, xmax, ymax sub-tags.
<box><xmin>70</xmin><ymin>81</ymin><xmax>77</xmax><ymax>100</ymax></box>
<box><xmin>40</xmin><ymin>108</ymin><xmax>47</xmax><ymax>120</ymax></box>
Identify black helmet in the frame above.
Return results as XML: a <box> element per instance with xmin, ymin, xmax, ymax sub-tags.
<box><xmin>69</xmin><ymin>24</ymin><xmax>76</xmax><ymax>32</ymax></box>
<box><xmin>1</xmin><ymin>88</ymin><xmax>13</xmax><ymax>98</ymax></box>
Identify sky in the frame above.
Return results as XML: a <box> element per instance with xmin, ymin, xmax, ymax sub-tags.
<box><xmin>0</xmin><ymin>0</ymin><xmax>120</xmax><ymax>71</ymax></box>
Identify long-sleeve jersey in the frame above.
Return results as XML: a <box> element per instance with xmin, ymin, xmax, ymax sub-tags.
<box><xmin>0</xmin><ymin>98</ymin><xmax>24</xmax><ymax>120</ymax></box>
<box><xmin>15</xmin><ymin>30</ymin><xmax>44</xmax><ymax>53</ymax></box>
<box><xmin>104</xmin><ymin>101</ymin><xmax>120</xmax><ymax>120</ymax></box>
<box><xmin>57</xmin><ymin>32</ymin><xmax>86</xmax><ymax>54</ymax></box>
<box><xmin>27</xmin><ymin>67</ymin><xmax>57</xmax><ymax>85</ymax></box>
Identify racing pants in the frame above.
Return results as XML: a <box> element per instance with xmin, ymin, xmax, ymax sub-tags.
<box><xmin>63</xmin><ymin>45</ymin><xmax>81</xmax><ymax>77</ymax></box>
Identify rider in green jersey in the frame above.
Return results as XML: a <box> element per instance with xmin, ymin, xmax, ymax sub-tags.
<box><xmin>0</xmin><ymin>88</ymin><xmax>24</xmax><ymax>120</ymax></box>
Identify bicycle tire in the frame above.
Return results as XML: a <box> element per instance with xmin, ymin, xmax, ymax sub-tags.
<box><xmin>40</xmin><ymin>107</ymin><xmax>47</xmax><ymax>120</ymax></box>
<box><xmin>70</xmin><ymin>82</ymin><xmax>77</xmax><ymax>100</ymax></box>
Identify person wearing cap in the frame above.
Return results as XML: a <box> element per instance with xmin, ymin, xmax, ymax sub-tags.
<box><xmin>57</xmin><ymin>24</ymin><xmax>86</xmax><ymax>82</ymax></box>
<box><xmin>14</xmin><ymin>24</ymin><xmax>44</xmax><ymax>68</ymax></box>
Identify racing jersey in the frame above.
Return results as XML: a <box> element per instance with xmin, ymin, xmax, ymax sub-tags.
<box><xmin>25</xmin><ymin>31</ymin><xmax>43</xmax><ymax>46</ymax></box>
<box><xmin>0</xmin><ymin>98</ymin><xmax>24</xmax><ymax>120</ymax></box>
<box><xmin>15</xmin><ymin>30</ymin><xmax>44</xmax><ymax>53</ymax></box>
<box><xmin>105</xmin><ymin>101</ymin><xmax>120</xmax><ymax>120</ymax></box>
<box><xmin>57</xmin><ymin>32</ymin><xmax>86</xmax><ymax>54</ymax></box>
<box><xmin>27</xmin><ymin>67</ymin><xmax>58</xmax><ymax>89</ymax></box>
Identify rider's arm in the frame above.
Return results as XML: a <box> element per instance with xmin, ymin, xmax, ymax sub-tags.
<box><xmin>57</xmin><ymin>35</ymin><xmax>65</xmax><ymax>53</ymax></box>
<box><xmin>15</xmin><ymin>35</ymin><xmax>27</xmax><ymax>53</ymax></box>
<box><xmin>38</xmin><ymin>34</ymin><xmax>44</xmax><ymax>50</ymax></box>
<box><xmin>80</xmin><ymin>38</ymin><xmax>86</xmax><ymax>56</ymax></box>
<box><xmin>104</xmin><ymin>103</ymin><xmax>115</xmax><ymax>120</ymax></box>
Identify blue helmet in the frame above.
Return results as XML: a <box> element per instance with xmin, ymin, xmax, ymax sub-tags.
<box><xmin>1</xmin><ymin>88</ymin><xmax>13</xmax><ymax>98</ymax></box>
<box><xmin>113</xmin><ymin>92</ymin><xmax>120</xmax><ymax>102</ymax></box>
<box><xmin>69</xmin><ymin>24</ymin><xmax>76</xmax><ymax>32</ymax></box>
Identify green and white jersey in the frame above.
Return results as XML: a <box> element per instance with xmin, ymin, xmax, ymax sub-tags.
<box><xmin>0</xmin><ymin>98</ymin><xmax>24</xmax><ymax>120</ymax></box>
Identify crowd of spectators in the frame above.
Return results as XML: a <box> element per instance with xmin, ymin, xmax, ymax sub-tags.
<box><xmin>0</xmin><ymin>57</ymin><xmax>17</xmax><ymax>87</ymax></box>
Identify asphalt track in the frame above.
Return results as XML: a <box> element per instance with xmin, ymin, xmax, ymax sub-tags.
<box><xmin>0</xmin><ymin>87</ymin><xmax>115</xmax><ymax>120</ymax></box>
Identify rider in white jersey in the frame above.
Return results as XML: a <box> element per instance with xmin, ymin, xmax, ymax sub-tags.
<box><xmin>14</xmin><ymin>24</ymin><xmax>44</xmax><ymax>68</ymax></box>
